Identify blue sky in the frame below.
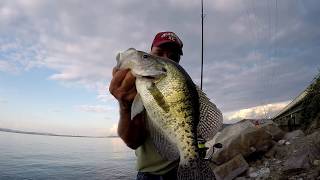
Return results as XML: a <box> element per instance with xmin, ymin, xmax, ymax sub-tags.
<box><xmin>0</xmin><ymin>0</ymin><xmax>319</xmax><ymax>136</ymax></box>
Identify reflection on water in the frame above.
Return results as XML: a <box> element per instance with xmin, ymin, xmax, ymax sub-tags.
<box><xmin>110</xmin><ymin>138</ymin><xmax>129</xmax><ymax>159</ymax></box>
<box><xmin>0</xmin><ymin>131</ymin><xmax>136</xmax><ymax>180</ymax></box>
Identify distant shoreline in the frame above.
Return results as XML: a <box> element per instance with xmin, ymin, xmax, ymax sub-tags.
<box><xmin>0</xmin><ymin>128</ymin><xmax>118</xmax><ymax>138</ymax></box>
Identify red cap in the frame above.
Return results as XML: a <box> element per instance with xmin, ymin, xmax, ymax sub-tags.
<box><xmin>151</xmin><ymin>32</ymin><xmax>183</xmax><ymax>55</ymax></box>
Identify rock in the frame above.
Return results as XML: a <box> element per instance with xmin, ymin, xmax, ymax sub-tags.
<box><xmin>275</xmin><ymin>160</ymin><xmax>282</xmax><ymax>164</ymax></box>
<box><xmin>283</xmin><ymin>130</ymin><xmax>305</xmax><ymax>141</ymax></box>
<box><xmin>286</xmin><ymin>169</ymin><xmax>320</xmax><ymax>180</ymax></box>
<box><xmin>264</xmin><ymin>141</ymin><xmax>283</xmax><ymax>158</ymax></box>
<box><xmin>264</xmin><ymin>144</ymin><xmax>281</xmax><ymax>158</ymax></box>
<box><xmin>215</xmin><ymin>120</ymin><xmax>255</xmax><ymax>143</ymax></box>
<box><xmin>249</xmin><ymin>146</ymin><xmax>256</xmax><ymax>153</ymax></box>
<box><xmin>282</xmin><ymin>149</ymin><xmax>312</xmax><ymax>172</ymax></box>
<box><xmin>251</xmin><ymin>130</ymin><xmax>320</xmax><ymax>179</ymax></box>
<box><xmin>212</xmin><ymin>120</ymin><xmax>273</xmax><ymax>165</ymax></box>
<box><xmin>213</xmin><ymin>154</ymin><xmax>249</xmax><ymax>180</ymax></box>
<box><xmin>248</xmin><ymin>167</ymin><xmax>270</xmax><ymax>179</ymax></box>
<box><xmin>278</xmin><ymin>139</ymin><xmax>286</xmax><ymax>145</ymax></box>
<box><xmin>260</xmin><ymin>122</ymin><xmax>285</xmax><ymax>141</ymax></box>
<box><xmin>246</xmin><ymin>167</ymin><xmax>256</xmax><ymax>176</ymax></box>
<box><xmin>285</xmin><ymin>141</ymin><xmax>291</xmax><ymax>145</ymax></box>
<box><xmin>234</xmin><ymin>177</ymin><xmax>249</xmax><ymax>180</ymax></box>
<box><xmin>313</xmin><ymin>159</ymin><xmax>320</xmax><ymax>166</ymax></box>
<box><xmin>256</xmin><ymin>160</ymin><xmax>262</xmax><ymax>166</ymax></box>
<box><xmin>281</xmin><ymin>131</ymin><xmax>320</xmax><ymax>172</ymax></box>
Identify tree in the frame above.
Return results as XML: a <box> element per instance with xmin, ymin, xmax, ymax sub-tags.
<box><xmin>301</xmin><ymin>72</ymin><xmax>320</xmax><ymax>131</ymax></box>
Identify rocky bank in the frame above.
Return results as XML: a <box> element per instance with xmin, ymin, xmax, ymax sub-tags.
<box><xmin>207</xmin><ymin>120</ymin><xmax>320</xmax><ymax>180</ymax></box>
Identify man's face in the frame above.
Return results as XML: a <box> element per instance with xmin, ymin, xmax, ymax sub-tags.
<box><xmin>150</xmin><ymin>43</ymin><xmax>181</xmax><ymax>63</ymax></box>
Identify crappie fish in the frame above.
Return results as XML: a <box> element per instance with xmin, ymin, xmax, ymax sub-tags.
<box><xmin>116</xmin><ymin>48</ymin><xmax>215</xmax><ymax>180</ymax></box>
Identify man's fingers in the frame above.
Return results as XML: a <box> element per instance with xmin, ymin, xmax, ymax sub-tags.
<box><xmin>110</xmin><ymin>69</ymin><xmax>130</xmax><ymax>88</ymax></box>
<box><xmin>126</xmin><ymin>86</ymin><xmax>137</xmax><ymax>100</ymax></box>
<box><xmin>120</xmin><ymin>71</ymin><xmax>136</xmax><ymax>91</ymax></box>
<box><xmin>112</xmin><ymin>68</ymin><xmax>118</xmax><ymax>76</ymax></box>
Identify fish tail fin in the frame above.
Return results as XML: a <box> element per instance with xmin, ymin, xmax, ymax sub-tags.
<box><xmin>177</xmin><ymin>159</ymin><xmax>215</xmax><ymax>180</ymax></box>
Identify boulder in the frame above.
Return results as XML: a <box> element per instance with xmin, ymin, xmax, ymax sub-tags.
<box><xmin>263</xmin><ymin>130</ymin><xmax>320</xmax><ymax>174</ymax></box>
<box><xmin>282</xmin><ymin>149</ymin><xmax>312</xmax><ymax>172</ymax></box>
<box><xmin>283</xmin><ymin>130</ymin><xmax>305</xmax><ymax>141</ymax></box>
<box><xmin>264</xmin><ymin>144</ymin><xmax>279</xmax><ymax>158</ymax></box>
<box><xmin>248</xmin><ymin>167</ymin><xmax>270</xmax><ymax>179</ymax></box>
<box><xmin>260</xmin><ymin>122</ymin><xmax>285</xmax><ymax>141</ymax></box>
<box><xmin>212</xmin><ymin>120</ymin><xmax>273</xmax><ymax>165</ymax></box>
<box><xmin>245</xmin><ymin>130</ymin><xmax>320</xmax><ymax>179</ymax></box>
<box><xmin>213</xmin><ymin>154</ymin><xmax>249</xmax><ymax>180</ymax></box>
<box><xmin>282</xmin><ymin>131</ymin><xmax>320</xmax><ymax>172</ymax></box>
<box><xmin>215</xmin><ymin>120</ymin><xmax>255</xmax><ymax>143</ymax></box>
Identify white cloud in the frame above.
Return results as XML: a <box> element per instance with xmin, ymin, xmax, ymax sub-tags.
<box><xmin>108</xmin><ymin>123</ymin><xmax>118</xmax><ymax>136</ymax></box>
<box><xmin>0</xmin><ymin>60</ymin><xmax>19</xmax><ymax>74</ymax></box>
<box><xmin>75</xmin><ymin>105</ymin><xmax>115</xmax><ymax>113</ymax></box>
<box><xmin>0</xmin><ymin>0</ymin><xmax>318</xmax><ymax>116</ymax></box>
<box><xmin>211</xmin><ymin>0</ymin><xmax>244</xmax><ymax>12</ymax></box>
<box><xmin>97</xmin><ymin>94</ymin><xmax>115</xmax><ymax>103</ymax></box>
<box><xmin>223</xmin><ymin>100</ymin><xmax>290</xmax><ymax>124</ymax></box>
<box><xmin>0</xmin><ymin>6</ymin><xmax>17</xmax><ymax>22</ymax></box>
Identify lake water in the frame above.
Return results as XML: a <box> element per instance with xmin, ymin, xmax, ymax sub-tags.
<box><xmin>0</xmin><ymin>131</ymin><xmax>137</xmax><ymax>180</ymax></box>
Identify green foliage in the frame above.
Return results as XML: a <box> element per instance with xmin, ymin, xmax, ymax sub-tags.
<box><xmin>301</xmin><ymin>72</ymin><xmax>320</xmax><ymax>129</ymax></box>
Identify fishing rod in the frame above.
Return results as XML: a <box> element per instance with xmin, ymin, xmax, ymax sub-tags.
<box><xmin>200</xmin><ymin>0</ymin><xmax>204</xmax><ymax>90</ymax></box>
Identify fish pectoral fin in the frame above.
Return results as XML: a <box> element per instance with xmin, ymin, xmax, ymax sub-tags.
<box><xmin>148</xmin><ymin>84</ymin><xmax>170</xmax><ymax>113</ymax></box>
<box><xmin>131</xmin><ymin>93</ymin><xmax>144</xmax><ymax>120</ymax></box>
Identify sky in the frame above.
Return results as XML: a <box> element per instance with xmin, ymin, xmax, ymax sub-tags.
<box><xmin>0</xmin><ymin>0</ymin><xmax>319</xmax><ymax>136</ymax></box>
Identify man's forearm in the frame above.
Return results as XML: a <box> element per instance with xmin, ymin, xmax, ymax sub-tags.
<box><xmin>117</xmin><ymin>104</ymin><xmax>146</xmax><ymax>149</ymax></box>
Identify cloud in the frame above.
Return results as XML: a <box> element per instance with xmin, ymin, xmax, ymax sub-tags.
<box><xmin>0</xmin><ymin>37</ymin><xmax>47</xmax><ymax>73</ymax></box>
<box><xmin>75</xmin><ymin>105</ymin><xmax>115</xmax><ymax>113</ymax></box>
<box><xmin>108</xmin><ymin>123</ymin><xmax>118</xmax><ymax>136</ymax></box>
<box><xmin>0</xmin><ymin>0</ymin><xmax>319</xmax><ymax>115</ymax></box>
<box><xmin>224</xmin><ymin>100</ymin><xmax>290</xmax><ymax>124</ymax></box>
<box><xmin>0</xmin><ymin>60</ymin><xmax>19</xmax><ymax>74</ymax></box>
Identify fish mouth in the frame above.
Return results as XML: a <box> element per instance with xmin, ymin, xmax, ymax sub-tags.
<box><xmin>135</xmin><ymin>67</ymin><xmax>167</xmax><ymax>80</ymax></box>
<box><xmin>115</xmin><ymin>52</ymin><xmax>121</xmax><ymax>68</ymax></box>
<box><xmin>142</xmin><ymin>75</ymin><xmax>157</xmax><ymax>80</ymax></box>
<box><xmin>135</xmin><ymin>74</ymin><xmax>158</xmax><ymax>80</ymax></box>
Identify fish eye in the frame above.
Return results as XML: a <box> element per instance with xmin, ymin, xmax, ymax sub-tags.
<box><xmin>143</xmin><ymin>54</ymin><xmax>149</xmax><ymax>59</ymax></box>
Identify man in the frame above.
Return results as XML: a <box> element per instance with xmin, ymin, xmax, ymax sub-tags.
<box><xmin>109</xmin><ymin>32</ymin><xmax>222</xmax><ymax>180</ymax></box>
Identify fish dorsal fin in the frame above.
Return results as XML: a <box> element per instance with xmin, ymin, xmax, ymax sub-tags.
<box><xmin>196</xmin><ymin>86</ymin><xmax>223</xmax><ymax>141</ymax></box>
<box><xmin>131</xmin><ymin>93</ymin><xmax>144</xmax><ymax>120</ymax></box>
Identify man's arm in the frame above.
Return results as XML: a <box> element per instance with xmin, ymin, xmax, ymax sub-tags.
<box><xmin>109</xmin><ymin>68</ymin><xmax>147</xmax><ymax>149</ymax></box>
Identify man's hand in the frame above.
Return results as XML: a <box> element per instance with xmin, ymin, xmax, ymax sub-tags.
<box><xmin>109</xmin><ymin>68</ymin><xmax>146</xmax><ymax>149</ymax></box>
<box><xmin>109</xmin><ymin>68</ymin><xmax>137</xmax><ymax>109</ymax></box>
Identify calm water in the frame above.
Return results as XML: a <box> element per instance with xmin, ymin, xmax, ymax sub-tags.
<box><xmin>0</xmin><ymin>131</ymin><xmax>136</xmax><ymax>180</ymax></box>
